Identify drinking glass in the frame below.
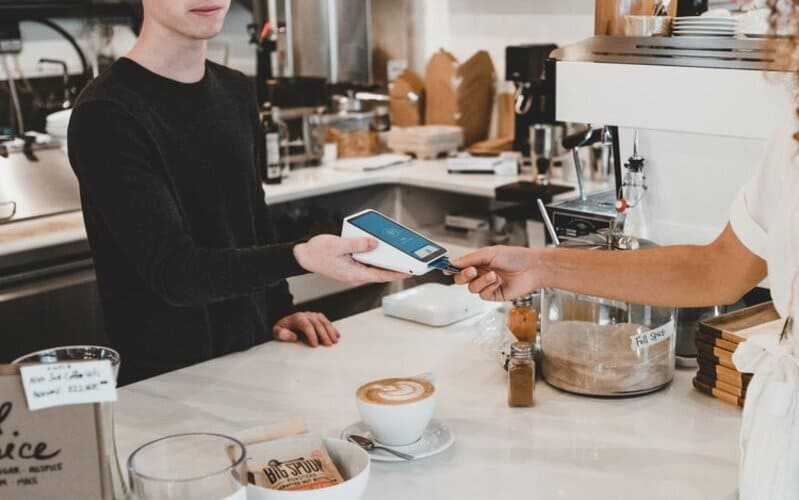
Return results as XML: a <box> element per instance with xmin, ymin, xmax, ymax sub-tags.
<box><xmin>12</xmin><ymin>345</ymin><xmax>126</xmax><ymax>499</ymax></box>
<box><xmin>127</xmin><ymin>433</ymin><xmax>247</xmax><ymax>500</ymax></box>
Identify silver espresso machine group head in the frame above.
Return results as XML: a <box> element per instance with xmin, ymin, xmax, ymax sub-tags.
<box><xmin>547</xmin><ymin>124</ymin><xmax>625</xmax><ymax>243</ymax></box>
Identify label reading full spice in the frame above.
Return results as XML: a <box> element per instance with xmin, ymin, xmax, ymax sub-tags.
<box><xmin>630</xmin><ymin>320</ymin><xmax>675</xmax><ymax>351</ymax></box>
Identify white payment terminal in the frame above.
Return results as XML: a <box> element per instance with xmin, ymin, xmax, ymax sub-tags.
<box><xmin>342</xmin><ymin>209</ymin><xmax>461</xmax><ymax>275</ymax></box>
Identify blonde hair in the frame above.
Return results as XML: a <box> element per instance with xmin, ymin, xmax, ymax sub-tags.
<box><xmin>769</xmin><ymin>0</ymin><xmax>799</xmax><ymax>140</ymax></box>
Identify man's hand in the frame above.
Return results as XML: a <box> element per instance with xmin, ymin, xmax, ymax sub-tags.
<box><xmin>451</xmin><ymin>246</ymin><xmax>539</xmax><ymax>301</ymax></box>
<box><xmin>294</xmin><ymin>234</ymin><xmax>409</xmax><ymax>285</ymax></box>
<box><xmin>273</xmin><ymin>311</ymin><xmax>341</xmax><ymax>347</ymax></box>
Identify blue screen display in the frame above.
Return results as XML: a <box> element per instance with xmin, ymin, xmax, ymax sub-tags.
<box><xmin>349</xmin><ymin>211</ymin><xmax>443</xmax><ymax>261</ymax></box>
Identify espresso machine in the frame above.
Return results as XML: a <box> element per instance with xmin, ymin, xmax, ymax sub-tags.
<box><xmin>506</xmin><ymin>44</ymin><xmax>557</xmax><ymax>159</ymax></box>
<box><xmin>496</xmin><ymin>45</ymin><xmax>574</xmax><ymax>205</ymax></box>
<box><xmin>547</xmin><ymin>125</ymin><xmax>622</xmax><ymax>241</ymax></box>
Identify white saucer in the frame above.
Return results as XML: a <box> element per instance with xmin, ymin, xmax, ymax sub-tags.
<box><xmin>341</xmin><ymin>419</ymin><xmax>454</xmax><ymax>462</ymax></box>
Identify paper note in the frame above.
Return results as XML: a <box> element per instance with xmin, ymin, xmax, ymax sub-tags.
<box><xmin>630</xmin><ymin>319</ymin><xmax>675</xmax><ymax>351</ymax></box>
<box><xmin>0</xmin><ymin>369</ymin><xmax>103</xmax><ymax>500</ymax></box>
<box><xmin>19</xmin><ymin>360</ymin><xmax>117</xmax><ymax>411</ymax></box>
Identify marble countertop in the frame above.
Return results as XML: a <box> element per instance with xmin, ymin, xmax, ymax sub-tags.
<box><xmin>115</xmin><ymin>306</ymin><xmax>741</xmax><ymax>500</ymax></box>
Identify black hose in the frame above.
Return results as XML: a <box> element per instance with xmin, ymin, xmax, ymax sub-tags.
<box><xmin>30</xmin><ymin>18</ymin><xmax>91</xmax><ymax>79</ymax></box>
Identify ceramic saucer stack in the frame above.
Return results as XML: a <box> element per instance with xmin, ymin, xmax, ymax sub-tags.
<box><xmin>672</xmin><ymin>16</ymin><xmax>738</xmax><ymax>38</ymax></box>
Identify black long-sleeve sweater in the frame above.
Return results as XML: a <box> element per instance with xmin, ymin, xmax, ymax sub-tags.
<box><xmin>67</xmin><ymin>57</ymin><xmax>307</xmax><ymax>384</ymax></box>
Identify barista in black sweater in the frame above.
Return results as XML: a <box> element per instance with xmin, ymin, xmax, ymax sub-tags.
<box><xmin>67</xmin><ymin>0</ymin><xmax>405</xmax><ymax>384</ymax></box>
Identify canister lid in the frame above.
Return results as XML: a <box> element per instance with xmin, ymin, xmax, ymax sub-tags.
<box><xmin>512</xmin><ymin>295</ymin><xmax>535</xmax><ymax>307</ymax></box>
<box><xmin>511</xmin><ymin>342</ymin><xmax>534</xmax><ymax>358</ymax></box>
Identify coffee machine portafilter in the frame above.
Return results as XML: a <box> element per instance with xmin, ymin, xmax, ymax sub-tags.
<box><xmin>530</xmin><ymin>123</ymin><xmax>561</xmax><ymax>186</ymax></box>
<box><xmin>506</xmin><ymin>44</ymin><xmax>558</xmax><ymax>158</ymax></box>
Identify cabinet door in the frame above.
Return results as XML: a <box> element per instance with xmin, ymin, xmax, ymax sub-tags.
<box><xmin>0</xmin><ymin>275</ymin><xmax>107</xmax><ymax>363</ymax></box>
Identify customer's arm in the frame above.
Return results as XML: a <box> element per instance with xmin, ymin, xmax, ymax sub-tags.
<box><xmin>452</xmin><ymin>224</ymin><xmax>766</xmax><ymax>307</ymax></box>
<box><xmin>69</xmin><ymin>100</ymin><xmax>403</xmax><ymax>307</ymax></box>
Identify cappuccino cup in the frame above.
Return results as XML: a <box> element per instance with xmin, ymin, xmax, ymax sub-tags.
<box><xmin>355</xmin><ymin>376</ymin><xmax>436</xmax><ymax>446</ymax></box>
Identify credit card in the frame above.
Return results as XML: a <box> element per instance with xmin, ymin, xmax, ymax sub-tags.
<box><xmin>428</xmin><ymin>256</ymin><xmax>462</xmax><ymax>274</ymax></box>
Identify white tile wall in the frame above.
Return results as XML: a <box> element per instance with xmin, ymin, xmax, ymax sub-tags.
<box><xmin>410</xmin><ymin>0</ymin><xmax>595</xmax><ymax>80</ymax></box>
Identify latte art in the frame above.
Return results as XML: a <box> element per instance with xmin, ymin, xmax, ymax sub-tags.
<box><xmin>371</xmin><ymin>380</ymin><xmax>426</xmax><ymax>402</ymax></box>
<box><xmin>357</xmin><ymin>377</ymin><xmax>434</xmax><ymax>405</ymax></box>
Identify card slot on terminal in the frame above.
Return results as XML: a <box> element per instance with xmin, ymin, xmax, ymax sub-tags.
<box><xmin>428</xmin><ymin>257</ymin><xmax>461</xmax><ymax>274</ymax></box>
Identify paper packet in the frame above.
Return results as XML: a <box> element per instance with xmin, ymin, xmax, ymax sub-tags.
<box><xmin>245</xmin><ymin>433</ymin><xmax>345</xmax><ymax>491</ymax></box>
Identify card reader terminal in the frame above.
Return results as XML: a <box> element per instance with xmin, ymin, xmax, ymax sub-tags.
<box><xmin>342</xmin><ymin>209</ymin><xmax>461</xmax><ymax>275</ymax></box>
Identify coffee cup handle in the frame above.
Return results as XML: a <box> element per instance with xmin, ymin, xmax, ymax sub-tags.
<box><xmin>414</xmin><ymin>372</ymin><xmax>437</xmax><ymax>387</ymax></box>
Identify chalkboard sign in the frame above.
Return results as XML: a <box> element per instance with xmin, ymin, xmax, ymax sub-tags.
<box><xmin>0</xmin><ymin>365</ymin><xmax>103</xmax><ymax>500</ymax></box>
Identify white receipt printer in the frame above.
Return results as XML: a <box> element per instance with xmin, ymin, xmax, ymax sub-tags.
<box><xmin>341</xmin><ymin>209</ymin><xmax>460</xmax><ymax>275</ymax></box>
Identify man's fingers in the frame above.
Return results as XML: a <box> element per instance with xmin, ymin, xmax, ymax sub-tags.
<box><xmin>375</xmin><ymin>269</ymin><xmax>410</xmax><ymax>282</ymax></box>
<box><xmin>339</xmin><ymin>236</ymin><xmax>378</xmax><ymax>255</ymax></box>
<box><xmin>345</xmin><ymin>260</ymin><xmax>408</xmax><ymax>284</ymax></box>
<box><xmin>317</xmin><ymin>313</ymin><xmax>340</xmax><ymax>342</ymax></box>
<box><xmin>468</xmin><ymin>271</ymin><xmax>498</xmax><ymax>294</ymax></box>
<box><xmin>453</xmin><ymin>267</ymin><xmax>478</xmax><ymax>285</ymax></box>
<box><xmin>356</xmin><ymin>262</ymin><xmax>408</xmax><ymax>283</ymax></box>
<box><xmin>309</xmin><ymin>315</ymin><xmax>333</xmax><ymax>346</ymax></box>
<box><xmin>316</xmin><ymin>313</ymin><xmax>340</xmax><ymax>343</ymax></box>
<box><xmin>274</xmin><ymin>327</ymin><xmax>298</xmax><ymax>343</ymax></box>
<box><xmin>297</xmin><ymin>317</ymin><xmax>320</xmax><ymax>347</ymax></box>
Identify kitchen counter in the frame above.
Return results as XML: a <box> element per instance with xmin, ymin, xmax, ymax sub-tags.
<box><xmin>1</xmin><ymin>160</ymin><xmax>507</xmax><ymax>259</ymax></box>
<box><xmin>264</xmin><ymin>160</ymin><xmax>606</xmax><ymax>205</ymax></box>
<box><xmin>0</xmin><ymin>160</ymin><xmax>605</xmax><ymax>259</ymax></box>
<box><xmin>115</xmin><ymin>306</ymin><xmax>741</xmax><ymax>500</ymax></box>
<box><xmin>263</xmin><ymin>160</ymin><xmax>528</xmax><ymax>204</ymax></box>
<box><xmin>0</xmin><ymin>211</ymin><xmax>86</xmax><ymax>258</ymax></box>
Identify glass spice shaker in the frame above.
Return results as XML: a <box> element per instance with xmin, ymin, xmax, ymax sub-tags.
<box><xmin>508</xmin><ymin>295</ymin><xmax>538</xmax><ymax>343</ymax></box>
<box><xmin>508</xmin><ymin>341</ymin><xmax>535</xmax><ymax>407</ymax></box>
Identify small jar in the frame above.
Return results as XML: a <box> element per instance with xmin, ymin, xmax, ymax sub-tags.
<box><xmin>508</xmin><ymin>295</ymin><xmax>538</xmax><ymax>343</ymax></box>
<box><xmin>508</xmin><ymin>342</ymin><xmax>535</xmax><ymax>407</ymax></box>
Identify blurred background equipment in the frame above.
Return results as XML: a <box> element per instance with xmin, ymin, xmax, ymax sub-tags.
<box><xmin>505</xmin><ymin>44</ymin><xmax>558</xmax><ymax>158</ymax></box>
<box><xmin>250</xmin><ymin>0</ymin><xmax>373</xmax><ymax>106</ymax></box>
<box><xmin>424</xmin><ymin>49</ymin><xmax>496</xmax><ymax>148</ymax></box>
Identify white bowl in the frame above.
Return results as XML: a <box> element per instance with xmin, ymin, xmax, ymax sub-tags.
<box><xmin>246</xmin><ymin>438</ymin><xmax>370</xmax><ymax>500</ymax></box>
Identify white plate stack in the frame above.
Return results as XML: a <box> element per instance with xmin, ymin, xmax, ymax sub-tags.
<box><xmin>672</xmin><ymin>17</ymin><xmax>738</xmax><ymax>38</ymax></box>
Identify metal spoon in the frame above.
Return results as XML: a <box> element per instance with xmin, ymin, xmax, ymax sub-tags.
<box><xmin>347</xmin><ymin>434</ymin><xmax>415</xmax><ymax>461</ymax></box>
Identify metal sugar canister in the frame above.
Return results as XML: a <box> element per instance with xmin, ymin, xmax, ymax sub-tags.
<box><xmin>541</xmin><ymin>230</ymin><xmax>677</xmax><ymax>397</ymax></box>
